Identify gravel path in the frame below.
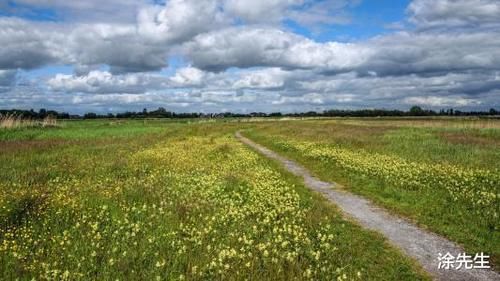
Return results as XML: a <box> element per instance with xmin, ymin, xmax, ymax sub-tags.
<box><xmin>236</xmin><ymin>131</ymin><xmax>499</xmax><ymax>281</ymax></box>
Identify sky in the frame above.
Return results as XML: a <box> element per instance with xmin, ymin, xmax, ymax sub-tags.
<box><xmin>0</xmin><ymin>0</ymin><xmax>500</xmax><ymax>114</ymax></box>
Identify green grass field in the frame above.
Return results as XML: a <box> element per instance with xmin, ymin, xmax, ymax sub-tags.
<box><xmin>0</xmin><ymin>120</ymin><xmax>430</xmax><ymax>280</ymax></box>
<box><xmin>244</xmin><ymin>118</ymin><xmax>500</xmax><ymax>266</ymax></box>
<box><xmin>1</xmin><ymin>118</ymin><xmax>498</xmax><ymax>280</ymax></box>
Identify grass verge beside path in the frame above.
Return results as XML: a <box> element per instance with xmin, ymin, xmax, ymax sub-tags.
<box><xmin>244</xmin><ymin>121</ymin><xmax>499</xmax><ymax>267</ymax></box>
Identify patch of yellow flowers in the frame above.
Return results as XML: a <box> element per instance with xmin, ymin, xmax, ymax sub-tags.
<box><xmin>274</xmin><ymin>139</ymin><xmax>499</xmax><ymax>223</ymax></box>
<box><xmin>0</xmin><ymin>135</ymin><xmax>362</xmax><ymax>280</ymax></box>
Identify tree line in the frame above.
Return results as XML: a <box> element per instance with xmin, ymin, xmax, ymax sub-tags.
<box><xmin>1</xmin><ymin>106</ymin><xmax>498</xmax><ymax>119</ymax></box>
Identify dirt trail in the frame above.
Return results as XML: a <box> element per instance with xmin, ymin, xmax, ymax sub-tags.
<box><xmin>236</xmin><ymin>131</ymin><xmax>500</xmax><ymax>281</ymax></box>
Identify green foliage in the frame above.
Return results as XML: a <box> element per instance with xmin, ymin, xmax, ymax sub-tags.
<box><xmin>0</xmin><ymin>120</ymin><xmax>428</xmax><ymax>280</ymax></box>
<box><xmin>244</xmin><ymin>118</ymin><xmax>500</xmax><ymax>265</ymax></box>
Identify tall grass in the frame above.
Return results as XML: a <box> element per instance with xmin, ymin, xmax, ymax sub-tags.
<box><xmin>0</xmin><ymin>122</ymin><xmax>428</xmax><ymax>280</ymax></box>
<box><xmin>245</xmin><ymin>120</ymin><xmax>500</xmax><ymax>265</ymax></box>
<box><xmin>0</xmin><ymin>114</ymin><xmax>58</xmax><ymax>129</ymax></box>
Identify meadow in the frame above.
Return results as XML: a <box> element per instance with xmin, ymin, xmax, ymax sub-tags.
<box><xmin>244</xmin><ymin>118</ymin><xmax>500</xmax><ymax>266</ymax></box>
<box><xmin>0</xmin><ymin>120</ymin><xmax>430</xmax><ymax>280</ymax></box>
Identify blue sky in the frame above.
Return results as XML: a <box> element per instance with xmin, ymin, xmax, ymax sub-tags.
<box><xmin>1</xmin><ymin>0</ymin><xmax>499</xmax><ymax>114</ymax></box>
<box><xmin>302</xmin><ymin>0</ymin><xmax>411</xmax><ymax>41</ymax></box>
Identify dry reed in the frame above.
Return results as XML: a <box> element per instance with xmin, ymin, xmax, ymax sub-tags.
<box><xmin>0</xmin><ymin>114</ymin><xmax>58</xmax><ymax>129</ymax></box>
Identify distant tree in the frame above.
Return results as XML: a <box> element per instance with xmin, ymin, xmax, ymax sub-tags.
<box><xmin>490</xmin><ymin>108</ymin><xmax>498</xmax><ymax>115</ymax></box>
<box><xmin>58</xmin><ymin>112</ymin><xmax>70</xmax><ymax>119</ymax></box>
<box><xmin>47</xmin><ymin>110</ymin><xmax>58</xmax><ymax>117</ymax></box>
<box><xmin>409</xmin><ymin>106</ymin><xmax>425</xmax><ymax>116</ymax></box>
<box><xmin>39</xmin><ymin>108</ymin><xmax>47</xmax><ymax>118</ymax></box>
<box><xmin>84</xmin><ymin>112</ymin><xmax>97</xmax><ymax>119</ymax></box>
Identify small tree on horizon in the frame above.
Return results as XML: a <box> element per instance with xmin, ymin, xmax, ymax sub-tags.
<box><xmin>409</xmin><ymin>106</ymin><xmax>425</xmax><ymax>116</ymax></box>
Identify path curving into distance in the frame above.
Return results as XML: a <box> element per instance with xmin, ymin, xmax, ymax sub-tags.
<box><xmin>236</xmin><ymin>131</ymin><xmax>500</xmax><ymax>281</ymax></box>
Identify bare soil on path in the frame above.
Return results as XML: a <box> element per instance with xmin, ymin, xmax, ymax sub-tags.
<box><xmin>236</xmin><ymin>131</ymin><xmax>500</xmax><ymax>281</ymax></box>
